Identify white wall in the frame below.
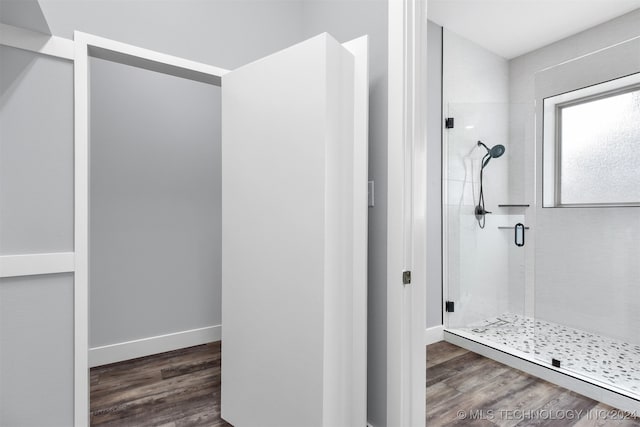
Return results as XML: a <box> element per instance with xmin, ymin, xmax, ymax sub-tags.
<box><xmin>510</xmin><ymin>8</ymin><xmax>640</xmax><ymax>344</ymax></box>
<box><xmin>442</xmin><ymin>29</ymin><xmax>518</xmax><ymax>328</ymax></box>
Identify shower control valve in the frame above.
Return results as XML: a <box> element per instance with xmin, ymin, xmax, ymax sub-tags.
<box><xmin>475</xmin><ymin>205</ymin><xmax>492</xmax><ymax>218</ymax></box>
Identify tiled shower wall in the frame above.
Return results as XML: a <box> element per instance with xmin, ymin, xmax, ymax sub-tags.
<box><xmin>510</xmin><ymin>9</ymin><xmax>640</xmax><ymax>345</ymax></box>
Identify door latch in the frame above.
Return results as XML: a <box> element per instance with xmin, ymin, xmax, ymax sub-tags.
<box><xmin>402</xmin><ymin>271</ymin><xmax>411</xmax><ymax>285</ymax></box>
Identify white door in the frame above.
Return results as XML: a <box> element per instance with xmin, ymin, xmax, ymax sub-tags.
<box><xmin>221</xmin><ymin>33</ymin><xmax>368</xmax><ymax>427</ymax></box>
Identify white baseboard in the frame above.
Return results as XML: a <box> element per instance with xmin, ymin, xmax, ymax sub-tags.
<box><xmin>89</xmin><ymin>324</ymin><xmax>221</xmax><ymax>367</ymax></box>
<box><xmin>424</xmin><ymin>325</ymin><xmax>444</xmax><ymax>345</ymax></box>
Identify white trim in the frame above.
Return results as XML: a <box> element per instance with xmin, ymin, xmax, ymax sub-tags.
<box><xmin>445</xmin><ymin>331</ymin><xmax>640</xmax><ymax>415</ymax></box>
<box><xmin>0</xmin><ymin>253</ymin><xmax>74</xmax><ymax>278</ymax></box>
<box><xmin>77</xmin><ymin>32</ymin><xmax>228</xmax><ymax>85</ymax></box>
<box><xmin>441</xmin><ymin>71</ymin><xmax>450</xmax><ymax>333</ymax></box>
<box><xmin>73</xmin><ymin>32</ymin><xmax>90</xmax><ymax>427</ymax></box>
<box><xmin>0</xmin><ymin>23</ymin><xmax>74</xmax><ymax>60</ymax></box>
<box><xmin>387</xmin><ymin>0</ymin><xmax>406</xmax><ymax>421</ymax></box>
<box><xmin>424</xmin><ymin>325</ymin><xmax>444</xmax><ymax>345</ymax></box>
<box><xmin>388</xmin><ymin>0</ymin><xmax>428</xmax><ymax>425</ymax></box>
<box><xmin>89</xmin><ymin>325</ymin><xmax>221</xmax><ymax>368</ymax></box>
<box><xmin>543</xmin><ymin>72</ymin><xmax>640</xmax><ymax>207</ymax></box>
<box><xmin>409</xmin><ymin>3</ymin><xmax>429</xmax><ymax>425</ymax></box>
<box><xmin>343</xmin><ymin>35</ymin><xmax>370</xmax><ymax>427</ymax></box>
<box><xmin>74</xmin><ymin>31</ymin><xmax>233</xmax><ymax>426</ymax></box>
<box><xmin>538</xmin><ymin>33</ymin><xmax>640</xmax><ymax>74</ymax></box>
<box><xmin>542</xmin><ymin>95</ymin><xmax>558</xmax><ymax>207</ymax></box>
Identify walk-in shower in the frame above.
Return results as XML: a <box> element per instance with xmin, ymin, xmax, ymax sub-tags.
<box><xmin>441</xmin><ymin>25</ymin><xmax>640</xmax><ymax>414</ymax></box>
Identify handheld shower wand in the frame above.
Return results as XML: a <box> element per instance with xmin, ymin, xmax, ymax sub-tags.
<box><xmin>475</xmin><ymin>141</ymin><xmax>505</xmax><ymax>229</ymax></box>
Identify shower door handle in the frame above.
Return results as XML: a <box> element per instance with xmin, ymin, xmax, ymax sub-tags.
<box><xmin>515</xmin><ymin>223</ymin><xmax>525</xmax><ymax>247</ymax></box>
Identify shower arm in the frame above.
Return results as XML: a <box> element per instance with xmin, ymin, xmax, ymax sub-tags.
<box><xmin>478</xmin><ymin>141</ymin><xmax>490</xmax><ymax>152</ymax></box>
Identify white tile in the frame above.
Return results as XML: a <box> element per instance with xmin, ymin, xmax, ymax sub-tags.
<box><xmin>457</xmin><ymin>313</ymin><xmax>640</xmax><ymax>398</ymax></box>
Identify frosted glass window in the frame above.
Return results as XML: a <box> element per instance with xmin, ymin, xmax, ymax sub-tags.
<box><xmin>558</xmin><ymin>87</ymin><xmax>640</xmax><ymax>205</ymax></box>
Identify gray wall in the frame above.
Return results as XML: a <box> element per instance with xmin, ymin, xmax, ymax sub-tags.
<box><xmin>4</xmin><ymin>2</ymin><xmax>393</xmax><ymax>426</ymax></box>
<box><xmin>300</xmin><ymin>2</ymin><xmax>388</xmax><ymax>425</ymax></box>
<box><xmin>0</xmin><ymin>274</ymin><xmax>74</xmax><ymax>427</ymax></box>
<box><xmin>0</xmin><ymin>46</ymin><xmax>74</xmax><ymax>255</ymax></box>
<box><xmin>89</xmin><ymin>57</ymin><xmax>222</xmax><ymax>347</ymax></box>
<box><xmin>510</xmin><ymin>9</ymin><xmax>640</xmax><ymax>340</ymax></box>
<box><xmin>38</xmin><ymin>0</ymin><xmax>305</xmax><ymax>70</ymax></box>
<box><xmin>1</xmin><ymin>3</ymin><xmax>305</xmax><ymax>425</ymax></box>
<box><xmin>0</xmin><ymin>0</ymin><xmax>51</xmax><ymax>34</ymax></box>
<box><xmin>0</xmin><ymin>45</ymin><xmax>74</xmax><ymax>427</ymax></box>
<box><xmin>35</xmin><ymin>0</ymin><xmax>305</xmax><ymax>348</ymax></box>
<box><xmin>426</xmin><ymin>20</ymin><xmax>442</xmax><ymax>329</ymax></box>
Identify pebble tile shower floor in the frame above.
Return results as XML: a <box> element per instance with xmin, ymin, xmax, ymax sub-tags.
<box><xmin>454</xmin><ymin>313</ymin><xmax>640</xmax><ymax>397</ymax></box>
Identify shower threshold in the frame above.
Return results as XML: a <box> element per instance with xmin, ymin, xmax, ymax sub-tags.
<box><xmin>445</xmin><ymin>313</ymin><xmax>640</xmax><ymax>413</ymax></box>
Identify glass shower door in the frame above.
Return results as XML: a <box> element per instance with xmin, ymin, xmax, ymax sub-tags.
<box><xmin>444</xmin><ymin>102</ymin><xmax>529</xmax><ymax>350</ymax></box>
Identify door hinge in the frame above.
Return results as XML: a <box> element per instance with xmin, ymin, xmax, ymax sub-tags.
<box><xmin>445</xmin><ymin>117</ymin><xmax>454</xmax><ymax>129</ymax></box>
<box><xmin>445</xmin><ymin>301</ymin><xmax>455</xmax><ymax>312</ymax></box>
<box><xmin>402</xmin><ymin>270</ymin><xmax>411</xmax><ymax>285</ymax></box>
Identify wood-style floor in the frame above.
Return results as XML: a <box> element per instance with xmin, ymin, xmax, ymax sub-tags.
<box><xmin>427</xmin><ymin>341</ymin><xmax>640</xmax><ymax>426</ymax></box>
<box><xmin>90</xmin><ymin>341</ymin><xmax>640</xmax><ymax>426</ymax></box>
<box><xmin>90</xmin><ymin>341</ymin><xmax>229</xmax><ymax>426</ymax></box>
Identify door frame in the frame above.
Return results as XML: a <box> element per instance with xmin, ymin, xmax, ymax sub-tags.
<box><xmin>74</xmin><ymin>31</ymin><xmax>370</xmax><ymax>427</ymax></box>
<box><xmin>73</xmin><ymin>32</ymin><xmax>229</xmax><ymax>426</ymax></box>
<box><xmin>387</xmin><ymin>1</ymin><xmax>428</xmax><ymax>426</ymax></box>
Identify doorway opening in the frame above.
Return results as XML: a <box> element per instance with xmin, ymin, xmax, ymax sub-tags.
<box><xmin>74</xmin><ymin>32</ymin><xmax>227</xmax><ymax>425</ymax></box>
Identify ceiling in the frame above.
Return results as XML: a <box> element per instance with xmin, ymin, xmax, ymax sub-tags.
<box><xmin>428</xmin><ymin>0</ymin><xmax>640</xmax><ymax>59</ymax></box>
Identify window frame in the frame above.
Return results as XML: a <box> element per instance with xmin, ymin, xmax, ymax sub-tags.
<box><xmin>542</xmin><ymin>71</ymin><xmax>640</xmax><ymax>208</ymax></box>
